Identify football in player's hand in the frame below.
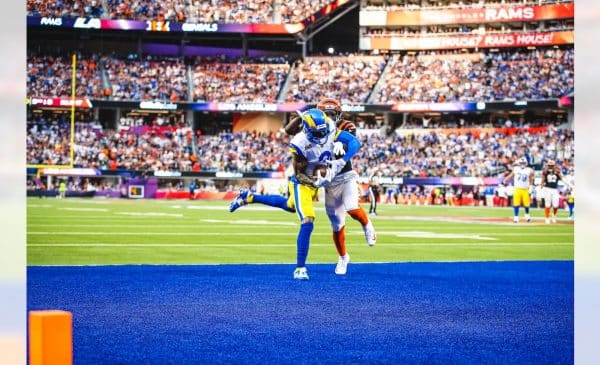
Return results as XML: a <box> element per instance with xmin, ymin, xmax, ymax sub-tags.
<box><xmin>313</xmin><ymin>165</ymin><xmax>329</xmax><ymax>177</ymax></box>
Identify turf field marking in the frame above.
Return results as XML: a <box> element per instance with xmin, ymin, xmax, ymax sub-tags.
<box><xmin>376</xmin><ymin>215</ymin><xmax>571</xmax><ymax>226</ymax></box>
<box><xmin>59</xmin><ymin>207</ymin><xmax>109</xmax><ymax>212</ymax></box>
<box><xmin>200</xmin><ymin>219</ymin><xmax>296</xmax><ymax>226</ymax></box>
<box><xmin>27</xmin><ymin>204</ymin><xmax>51</xmax><ymax>208</ymax></box>
<box><xmin>27</xmin><ymin>242</ymin><xmax>572</xmax><ymax>247</ymax></box>
<box><xmin>28</xmin><ymin>232</ymin><xmax>319</xmax><ymax>236</ymax></box>
<box><xmin>172</xmin><ymin>205</ymin><xmax>325</xmax><ymax>211</ymax></box>
<box><xmin>388</xmin><ymin>231</ymin><xmax>495</xmax><ymax>241</ymax></box>
<box><xmin>352</xmin><ymin>230</ymin><xmax>572</xmax><ymax>238</ymax></box>
<box><xmin>27</xmin><ymin>223</ymin><xmax>294</xmax><ymax>228</ymax></box>
<box><xmin>27</xmin><ymin>231</ymin><xmax>573</xmax><ymax>239</ymax></box>
<box><xmin>115</xmin><ymin>212</ymin><xmax>184</xmax><ymax>217</ymax></box>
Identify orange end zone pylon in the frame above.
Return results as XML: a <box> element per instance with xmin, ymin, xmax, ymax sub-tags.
<box><xmin>29</xmin><ymin>310</ymin><xmax>72</xmax><ymax>365</ymax></box>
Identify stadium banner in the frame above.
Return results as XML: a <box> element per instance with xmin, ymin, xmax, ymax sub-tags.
<box><xmin>27</xmin><ymin>16</ymin><xmax>304</xmax><ymax>34</ymax></box>
<box><xmin>361</xmin><ymin>30</ymin><xmax>573</xmax><ymax>50</ymax></box>
<box><xmin>27</xmin><ymin>97</ymin><xmax>93</xmax><ymax>108</ymax></box>
<box><xmin>191</xmin><ymin>102</ymin><xmax>306</xmax><ymax>112</ymax></box>
<box><xmin>392</xmin><ymin>102</ymin><xmax>480</xmax><ymax>112</ymax></box>
<box><xmin>40</xmin><ymin>168</ymin><xmax>100</xmax><ymax>176</ymax></box>
<box><xmin>358</xmin><ymin>176</ymin><xmax>503</xmax><ymax>186</ymax></box>
<box><xmin>360</xmin><ymin>3</ymin><xmax>574</xmax><ymax>26</ymax></box>
<box><xmin>27</xmin><ymin>98</ymin><xmax>564</xmax><ymax>112</ymax></box>
<box><xmin>395</xmin><ymin>126</ymin><xmax>549</xmax><ymax>138</ymax></box>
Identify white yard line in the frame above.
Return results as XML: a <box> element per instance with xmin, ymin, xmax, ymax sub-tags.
<box><xmin>115</xmin><ymin>212</ymin><xmax>184</xmax><ymax>217</ymax></box>
<box><xmin>200</xmin><ymin>219</ymin><xmax>296</xmax><ymax>226</ymax></box>
<box><xmin>28</xmin><ymin>242</ymin><xmax>572</xmax><ymax>247</ymax></box>
<box><xmin>59</xmin><ymin>207</ymin><xmax>109</xmax><ymax>212</ymax></box>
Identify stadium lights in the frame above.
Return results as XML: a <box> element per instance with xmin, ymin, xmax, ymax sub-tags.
<box><xmin>327</xmin><ymin>47</ymin><xmax>334</xmax><ymax>54</ymax></box>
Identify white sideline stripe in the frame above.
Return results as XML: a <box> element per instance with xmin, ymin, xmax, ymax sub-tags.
<box><xmin>24</xmin><ymin>225</ymin><xmax>573</xmax><ymax>239</ymax></box>
<box><xmin>115</xmin><ymin>212</ymin><xmax>183</xmax><ymax>217</ymax></box>
<box><xmin>28</xmin><ymin>259</ymin><xmax>573</xmax><ymax>267</ymax></box>
<box><xmin>350</xmin><ymin>231</ymin><xmax>572</xmax><ymax>237</ymax></box>
<box><xmin>27</xmin><ymin>242</ymin><xmax>572</xmax><ymax>247</ymax></box>
<box><xmin>28</xmin><ymin>232</ymin><xmax>325</xmax><ymax>236</ymax></box>
<box><xmin>395</xmin><ymin>231</ymin><xmax>495</xmax><ymax>241</ymax></box>
<box><xmin>59</xmin><ymin>207</ymin><xmax>109</xmax><ymax>212</ymax></box>
<box><xmin>27</xmin><ymin>204</ymin><xmax>52</xmax><ymax>208</ymax></box>
<box><xmin>28</xmin><ymin>215</ymin><xmax>183</xmax><ymax>219</ymax></box>
<box><xmin>200</xmin><ymin>219</ymin><xmax>296</xmax><ymax>226</ymax></box>
<box><xmin>27</xmin><ymin>224</ymin><xmax>295</xmax><ymax>228</ymax></box>
<box><xmin>61</xmin><ymin>199</ymin><xmax>110</xmax><ymax>204</ymax></box>
<box><xmin>173</xmin><ymin>205</ymin><xmax>325</xmax><ymax>211</ymax></box>
<box><xmin>27</xmin><ymin>231</ymin><xmax>575</xmax><ymax>241</ymax></box>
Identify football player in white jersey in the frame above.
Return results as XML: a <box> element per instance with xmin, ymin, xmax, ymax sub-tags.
<box><xmin>229</xmin><ymin>108</ymin><xmax>361</xmax><ymax>280</ymax></box>
<box><xmin>502</xmin><ymin>156</ymin><xmax>533</xmax><ymax>223</ymax></box>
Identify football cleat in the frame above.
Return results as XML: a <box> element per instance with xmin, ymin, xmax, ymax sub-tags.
<box><xmin>293</xmin><ymin>267</ymin><xmax>309</xmax><ymax>280</ymax></box>
<box><xmin>552</xmin><ymin>216</ymin><xmax>557</xmax><ymax>224</ymax></box>
<box><xmin>545</xmin><ymin>218</ymin><xmax>550</xmax><ymax>224</ymax></box>
<box><xmin>335</xmin><ymin>254</ymin><xmax>350</xmax><ymax>275</ymax></box>
<box><xmin>363</xmin><ymin>220</ymin><xmax>377</xmax><ymax>246</ymax></box>
<box><xmin>229</xmin><ymin>188</ymin><xmax>252</xmax><ymax>212</ymax></box>
<box><xmin>513</xmin><ymin>216</ymin><xmax>519</xmax><ymax>223</ymax></box>
<box><xmin>525</xmin><ymin>214</ymin><xmax>531</xmax><ymax>222</ymax></box>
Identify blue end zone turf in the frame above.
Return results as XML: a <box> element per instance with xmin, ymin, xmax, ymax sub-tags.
<box><xmin>28</xmin><ymin>261</ymin><xmax>573</xmax><ymax>364</ymax></box>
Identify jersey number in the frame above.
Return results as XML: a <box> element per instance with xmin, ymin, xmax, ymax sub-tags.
<box><xmin>517</xmin><ymin>173</ymin><xmax>528</xmax><ymax>183</ymax></box>
<box><xmin>318</xmin><ymin>151</ymin><xmax>332</xmax><ymax>163</ymax></box>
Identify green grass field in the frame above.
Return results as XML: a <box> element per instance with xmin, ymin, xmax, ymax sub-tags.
<box><xmin>27</xmin><ymin>197</ymin><xmax>574</xmax><ymax>265</ymax></box>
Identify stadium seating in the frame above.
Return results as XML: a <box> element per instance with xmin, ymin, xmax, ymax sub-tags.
<box><xmin>362</xmin><ymin>0</ymin><xmax>571</xmax><ymax>11</ymax></box>
<box><xmin>27</xmin><ymin>54</ymin><xmax>105</xmax><ymax>98</ymax></box>
<box><xmin>27</xmin><ymin>48</ymin><xmax>573</xmax><ymax>103</ymax></box>
<box><xmin>104</xmin><ymin>57</ymin><xmax>189</xmax><ymax>101</ymax></box>
<box><xmin>27</xmin><ymin>0</ymin><xmax>339</xmax><ymax>24</ymax></box>
<box><xmin>285</xmin><ymin>55</ymin><xmax>387</xmax><ymax>103</ymax></box>
<box><xmin>192</xmin><ymin>61</ymin><xmax>290</xmax><ymax>102</ymax></box>
<box><xmin>373</xmin><ymin>49</ymin><xmax>574</xmax><ymax>103</ymax></box>
<box><xmin>27</xmin><ymin>111</ymin><xmax>573</xmax><ymax>179</ymax></box>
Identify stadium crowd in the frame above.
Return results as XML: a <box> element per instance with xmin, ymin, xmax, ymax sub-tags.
<box><xmin>192</xmin><ymin>61</ymin><xmax>289</xmax><ymax>103</ymax></box>
<box><xmin>27</xmin><ymin>54</ymin><xmax>105</xmax><ymax>98</ymax></box>
<box><xmin>353</xmin><ymin>125</ymin><xmax>574</xmax><ymax>179</ymax></box>
<box><xmin>27</xmin><ymin>0</ymin><xmax>336</xmax><ymax>24</ymax></box>
<box><xmin>27</xmin><ymin>48</ymin><xmax>573</xmax><ymax>104</ymax></box>
<box><xmin>362</xmin><ymin>0</ymin><xmax>572</xmax><ymax>11</ymax></box>
<box><xmin>27</xmin><ymin>111</ymin><xmax>573</xmax><ymax>179</ymax></box>
<box><xmin>285</xmin><ymin>55</ymin><xmax>387</xmax><ymax>103</ymax></box>
<box><xmin>104</xmin><ymin>57</ymin><xmax>189</xmax><ymax>101</ymax></box>
<box><xmin>374</xmin><ymin>48</ymin><xmax>573</xmax><ymax>103</ymax></box>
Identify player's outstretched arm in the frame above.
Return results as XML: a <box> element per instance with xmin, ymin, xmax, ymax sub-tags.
<box><xmin>284</xmin><ymin>116</ymin><xmax>302</xmax><ymax>136</ymax></box>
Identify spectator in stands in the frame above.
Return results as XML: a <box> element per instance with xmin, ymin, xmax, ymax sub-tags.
<box><xmin>27</xmin><ymin>53</ymin><xmax>105</xmax><ymax>98</ymax></box>
<box><xmin>286</xmin><ymin>55</ymin><xmax>387</xmax><ymax>103</ymax></box>
<box><xmin>192</xmin><ymin>61</ymin><xmax>289</xmax><ymax>102</ymax></box>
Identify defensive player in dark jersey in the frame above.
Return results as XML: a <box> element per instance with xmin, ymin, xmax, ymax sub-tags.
<box><xmin>280</xmin><ymin>98</ymin><xmax>376</xmax><ymax>274</ymax></box>
<box><xmin>368</xmin><ymin>181</ymin><xmax>380</xmax><ymax>215</ymax></box>
<box><xmin>540</xmin><ymin>160</ymin><xmax>572</xmax><ymax>224</ymax></box>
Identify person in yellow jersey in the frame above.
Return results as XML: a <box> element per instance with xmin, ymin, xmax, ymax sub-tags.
<box><xmin>502</xmin><ymin>157</ymin><xmax>533</xmax><ymax>223</ymax></box>
<box><xmin>58</xmin><ymin>180</ymin><xmax>67</xmax><ymax>199</ymax></box>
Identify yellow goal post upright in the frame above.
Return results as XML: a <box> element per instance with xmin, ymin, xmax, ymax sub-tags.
<box><xmin>27</xmin><ymin>53</ymin><xmax>77</xmax><ymax>178</ymax></box>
